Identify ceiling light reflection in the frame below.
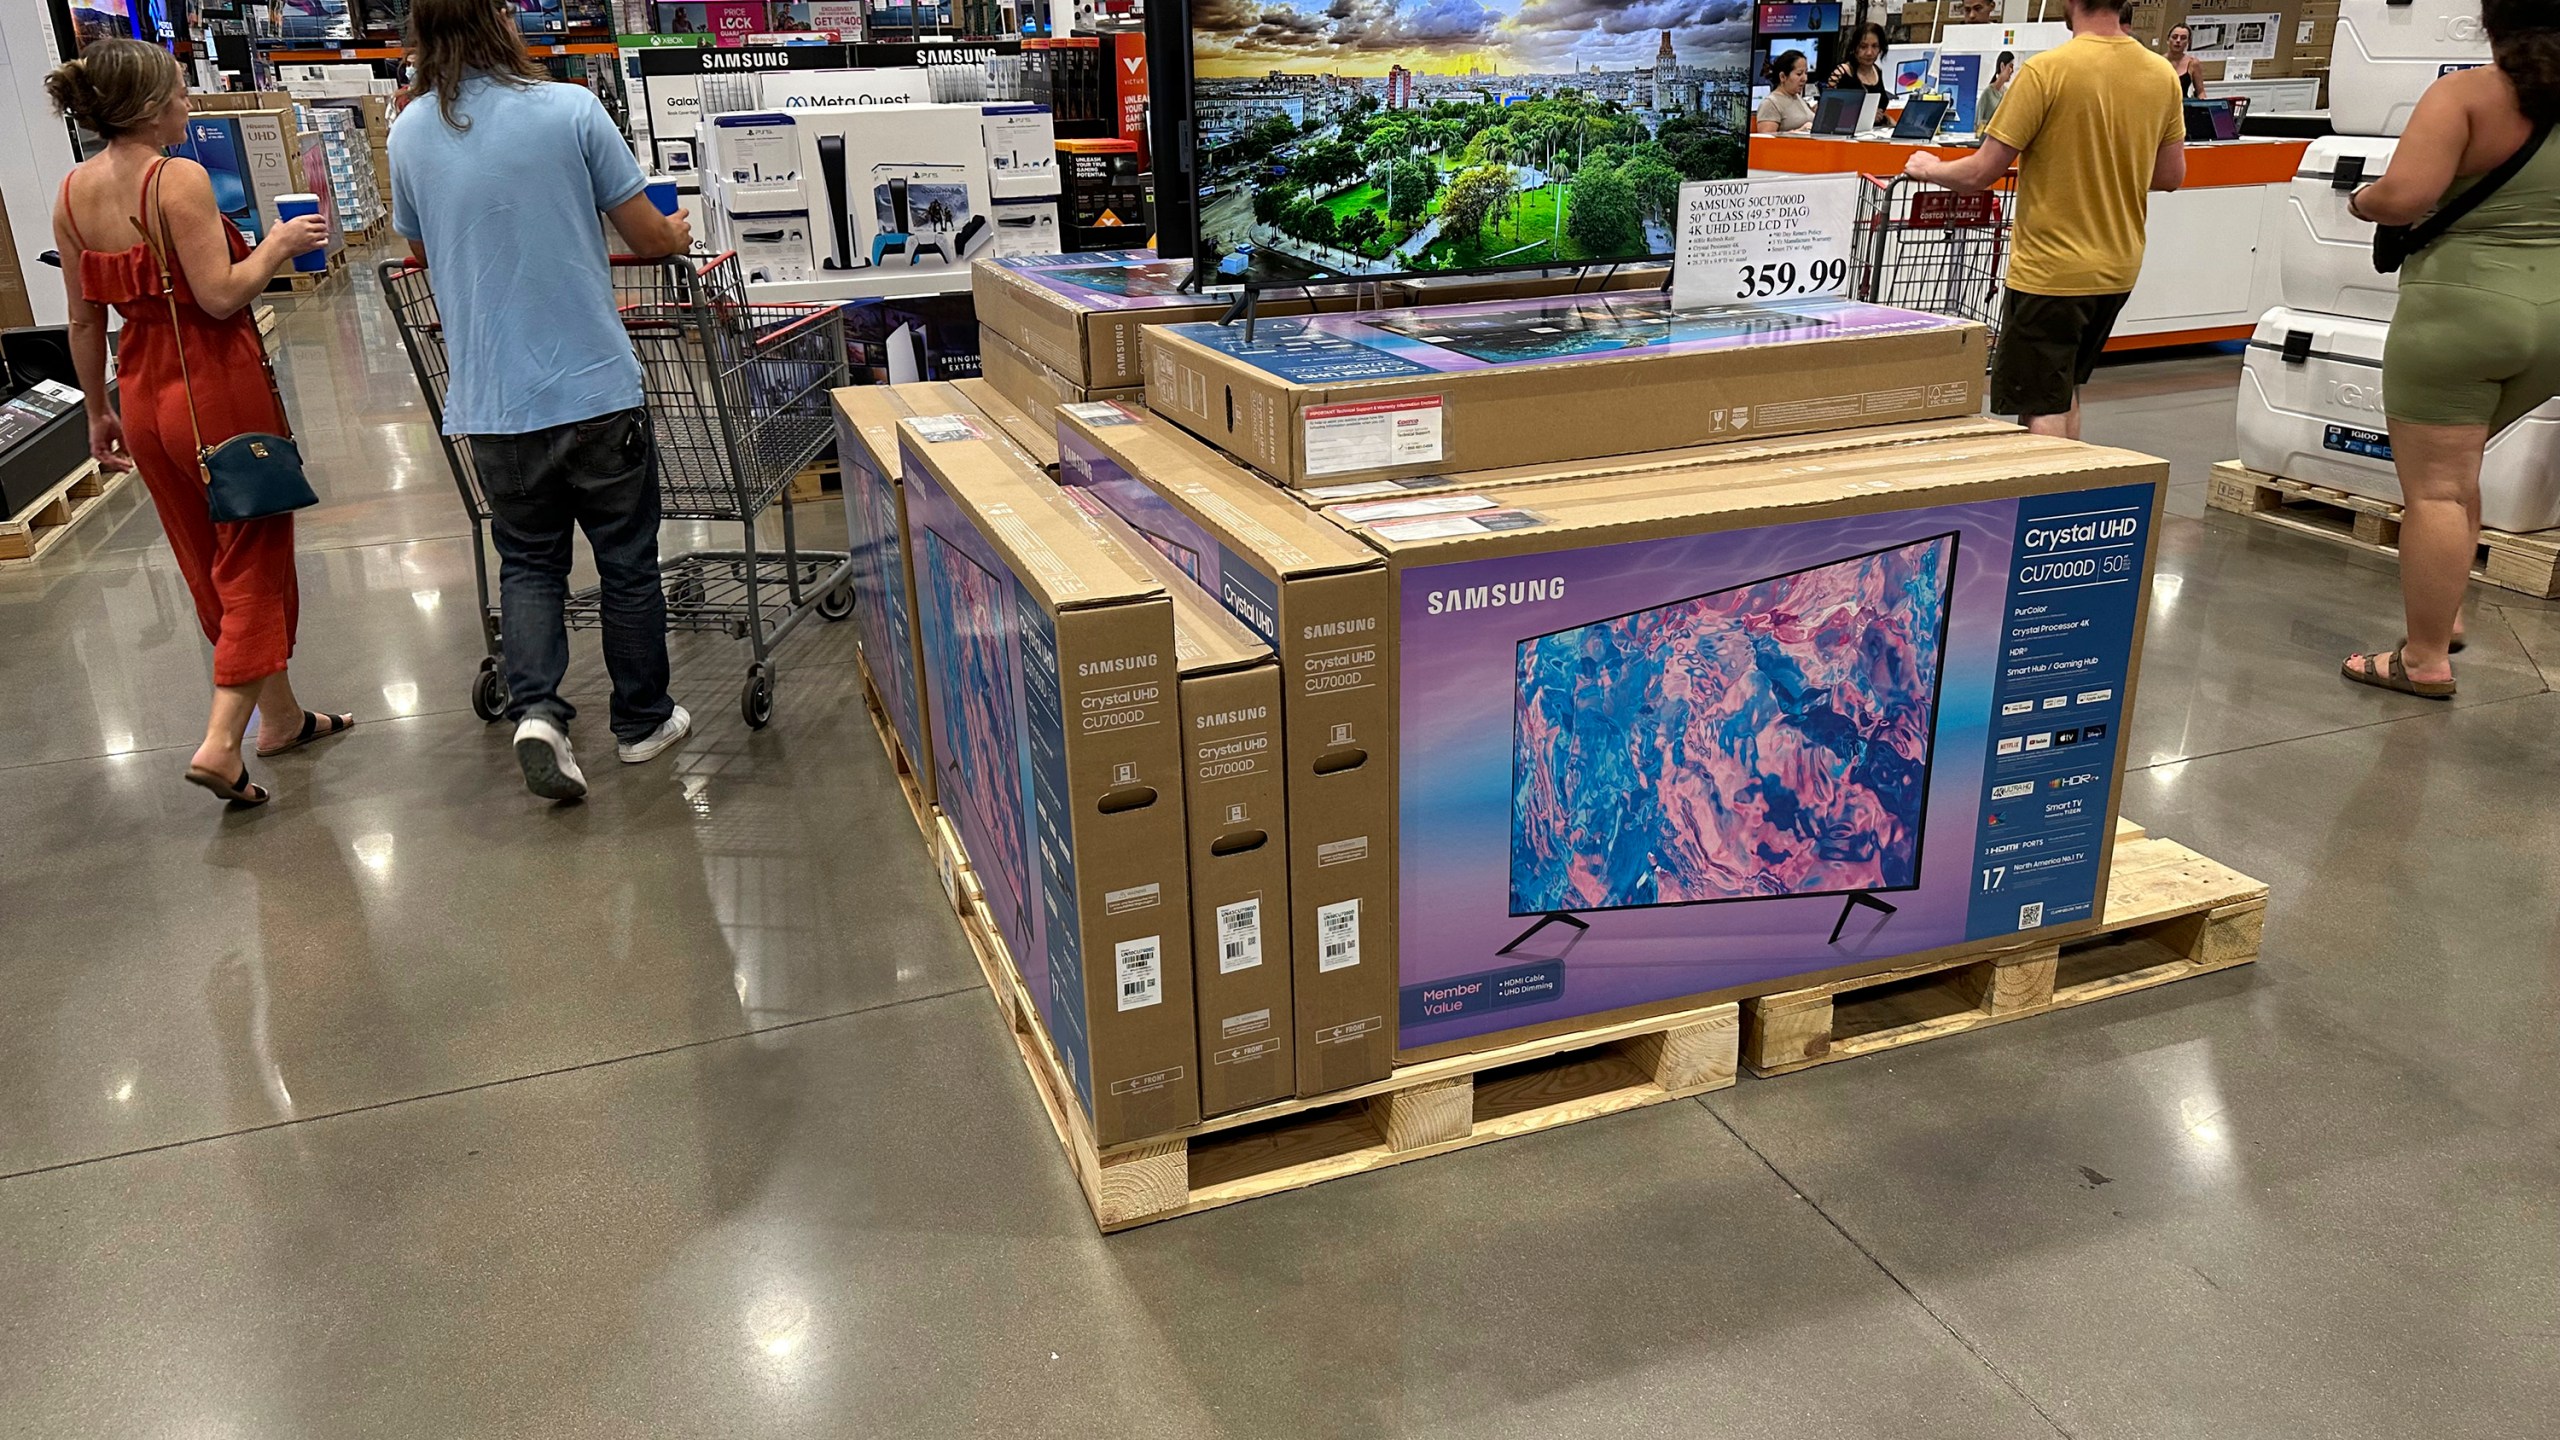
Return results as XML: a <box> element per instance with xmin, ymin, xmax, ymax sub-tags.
<box><xmin>412</xmin><ymin>589</ymin><xmax>442</xmax><ymax>612</ymax></box>
<box><xmin>381</xmin><ymin>682</ymin><xmax>420</xmax><ymax>715</ymax></box>
<box><xmin>354</xmin><ymin>833</ymin><xmax>396</xmax><ymax>874</ymax></box>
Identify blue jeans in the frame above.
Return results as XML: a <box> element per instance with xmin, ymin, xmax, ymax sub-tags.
<box><xmin>470</xmin><ymin>408</ymin><xmax>675</xmax><ymax>744</ymax></box>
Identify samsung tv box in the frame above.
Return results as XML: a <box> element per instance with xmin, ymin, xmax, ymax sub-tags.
<box><xmin>1141</xmin><ymin>293</ymin><xmax>1985</xmax><ymax>489</ymax></box>
<box><xmin>972</xmin><ymin>250</ymin><xmax>1371</xmax><ymax>393</ymax></box>
<box><xmin>979</xmin><ymin>325</ymin><xmax>1144</xmax><ymax>416</ymax></box>
<box><xmin>1057</xmin><ymin>402</ymin><xmax>1398</xmax><ymax>1096</ymax></box>
<box><xmin>952</xmin><ymin>377</ymin><xmax>1059</xmax><ymax>472</ymax></box>
<box><xmin>1061</xmin><ymin>491</ymin><xmax>1299</xmax><ymax>1116</ymax></box>
<box><xmin>1297</xmin><ymin>416</ymin><xmax>2021</xmax><ymax>508</ymax></box>
<box><xmin>899</xmin><ymin>414</ymin><xmax>1200</xmax><ymax>1146</ymax></box>
<box><xmin>1318</xmin><ymin>432</ymin><xmax>2166</xmax><ymax>1061</ymax></box>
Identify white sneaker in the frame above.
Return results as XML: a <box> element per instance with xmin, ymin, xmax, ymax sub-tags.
<box><xmin>618</xmin><ymin>704</ymin><xmax>691</xmax><ymax>764</ymax></box>
<box><xmin>513</xmin><ymin>716</ymin><xmax>588</xmax><ymax>802</ymax></box>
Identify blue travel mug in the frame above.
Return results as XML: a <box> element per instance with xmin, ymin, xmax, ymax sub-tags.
<box><xmin>272</xmin><ymin>192</ymin><xmax>329</xmax><ymax>272</ymax></box>
<box><xmin>646</xmin><ymin>176</ymin><xmax>680</xmax><ymax>215</ymax></box>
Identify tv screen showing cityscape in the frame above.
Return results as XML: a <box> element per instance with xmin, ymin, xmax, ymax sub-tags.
<box><xmin>1190</xmin><ymin>0</ymin><xmax>1753</xmax><ymax>276</ymax></box>
<box><xmin>1509</xmin><ymin>534</ymin><xmax>1956</xmax><ymax>917</ymax></box>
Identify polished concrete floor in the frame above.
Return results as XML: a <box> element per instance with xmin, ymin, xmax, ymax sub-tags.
<box><xmin>4</xmin><ymin>257</ymin><xmax>2556</xmax><ymax>1438</ymax></box>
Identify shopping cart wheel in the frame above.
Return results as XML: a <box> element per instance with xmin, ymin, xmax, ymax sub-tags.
<box><xmin>741</xmin><ymin>662</ymin><xmax>775</xmax><ymax>730</ymax></box>
<box><xmin>816</xmin><ymin>584</ymin><xmax>855</xmax><ymax>622</ymax></box>
<box><xmin>471</xmin><ymin>659</ymin><xmax>508</xmax><ymax>723</ymax></box>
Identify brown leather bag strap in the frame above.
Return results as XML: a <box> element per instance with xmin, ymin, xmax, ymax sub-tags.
<box><xmin>133</xmin><ymin>158</ymin><xmax>212</xmax><ymax>477</ymax></box>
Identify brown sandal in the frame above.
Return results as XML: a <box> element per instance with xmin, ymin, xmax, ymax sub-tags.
<box><xmin>2343</xmin><ymin>646</ymin><xmax>2456</xmax><ymax>700</ymax></box>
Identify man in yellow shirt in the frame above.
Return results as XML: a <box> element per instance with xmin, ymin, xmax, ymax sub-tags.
<box><xmin>1903</xmin><ymin>0</ymin><xmax>2187</xmax><ymax>437</ymax></box>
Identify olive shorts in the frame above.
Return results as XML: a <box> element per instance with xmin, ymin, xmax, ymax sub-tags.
<box><xmin>2383</xmin><ymin>279</ymin><xmax>2560</xmax><ymax>432</ymax></box>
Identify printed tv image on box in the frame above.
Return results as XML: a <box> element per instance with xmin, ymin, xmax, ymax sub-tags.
<box><xmin>1189</xmin><ymin>0</ymin><xmax>1754</xmax><ymax>276</ymax></box>
<box><xmin>1394</xmin><ymin>486</ymin><xmax>2156</xmax><ymax>1053</ymax></box>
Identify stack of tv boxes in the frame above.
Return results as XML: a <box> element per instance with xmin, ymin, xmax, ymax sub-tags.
<box><xmin>843</xmin><ymin>256</ymin><xmax>2169</xmax><ymax>1150</ymax></box>
<box><xmin>2237</xmin><ymin>1</ymin><xmax>2560</xmax><ymax>532</ymax></box>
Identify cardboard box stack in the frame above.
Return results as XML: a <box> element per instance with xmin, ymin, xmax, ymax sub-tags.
<box><xmin>851</xmin><ymin>253</ymin><xmax>2177</xmax><ymax>1171</ymax></box>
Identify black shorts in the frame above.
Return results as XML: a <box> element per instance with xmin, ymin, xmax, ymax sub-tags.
<box><xmin>1990</xmin><ymin>289</ymin><xmax>2132</xmax><ymax>418</ymax></box>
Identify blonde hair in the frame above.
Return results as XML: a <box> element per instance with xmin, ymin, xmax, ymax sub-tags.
<box><xmin>44</xmin><ymin>39</ymin><xmax>182</xmax><ymax>140</ymax></box>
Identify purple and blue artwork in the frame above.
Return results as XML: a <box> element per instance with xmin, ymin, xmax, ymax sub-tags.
<box><xmin>923</xmin><ymin>530</ymin><xmax>1029</xmax><ymax>923</ymax></box>
<box><xmin>1510</xmin><ymin>533</ymin><xmax>1955</xmax><ymax>916</ymax></box>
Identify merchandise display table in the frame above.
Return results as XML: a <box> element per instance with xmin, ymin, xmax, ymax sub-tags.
<box><xmin>1750</xmin><ymin>133</ymin><xmax>2310</xmax><ymax>349</ymax></box>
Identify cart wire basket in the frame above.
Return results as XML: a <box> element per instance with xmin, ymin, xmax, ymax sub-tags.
<box><xmin>1852</xmin><ymin>173</ymin><xmax>2017</xmax><ymax>355</ymax></box>
<box><xmin>381</xmin><ymin>252</ymin><xmax>854</xmax><ymax>730</ymax></box>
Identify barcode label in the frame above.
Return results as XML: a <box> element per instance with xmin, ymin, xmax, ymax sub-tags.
<box><xmin>2017</xmin><ymin>902</ymin><xmax>2045</xmax><ymax>930</ymax></box>
<box><xmin>1115</xmin><ymin>935</ymin><xmax>1163</xmax><ymax>1011</ymax></box>
<box><xmin>1317</xmin><ymin>898</ymin><xmax>1360</xmax><ymax>973</ymax></box>
<box><xmin>1215</xmin><ymin>899</ymin><xmax>1262</xmax><ymax>974</ymax></box>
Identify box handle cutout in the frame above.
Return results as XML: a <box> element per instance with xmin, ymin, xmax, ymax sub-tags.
<box><xmin>1312</xmin><ymin>747</ymin><xmax>1368</xmax><ymax>776</ymax></box>
<box><xmin>1224</xmin><ymin>385</ymin><xmax>1235</xmax><ymax>435</ymax></box>
<box><xmin>1098</xmin><ymin>783</ymin><xmax>1158</xmax><ymax>814</ymax></box>
<box><xmin>1208</xmin><ymin>828</ymin><xmax>1268</xmax><ymax>857</ymax></box>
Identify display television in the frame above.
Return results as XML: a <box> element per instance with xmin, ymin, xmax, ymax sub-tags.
<box><xmin>1187</xmin><ymin>0</ymin><xmax>1753</xmax><ymax>277</ymax></box>
<box><xmin>1509</xmin><ymin>533</ymin><xmax>1957</xmax><ymax>924</ymax></box>
<box><xmin>922</xmin><ymin>530</ymin><xmax>1030</xmax><ymax>932</ymax></box>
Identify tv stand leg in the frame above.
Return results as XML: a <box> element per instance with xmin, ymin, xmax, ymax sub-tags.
<box><xmin>1497</xmin><ymin>911</ymin><xmax>1588</xmax><ymax>957</ymax></box>
<box><xmin>1828</xmin><ymin>890</ymin><xmax>1900</xmax><ymax>946</ymax></box>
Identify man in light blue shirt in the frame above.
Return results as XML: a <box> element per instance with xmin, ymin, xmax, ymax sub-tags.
<box><xmin>392</xmin><ymin>0</ymin><xmax>693</xmax><ymax>802</ymax></box>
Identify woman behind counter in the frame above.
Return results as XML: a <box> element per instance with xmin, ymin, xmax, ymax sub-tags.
<box><xmin>1756</xmin><ymin>51</ymin><xmax>1817</xmax><ymax>135</ymax></box>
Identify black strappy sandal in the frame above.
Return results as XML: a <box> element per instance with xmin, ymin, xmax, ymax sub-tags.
<box><xmin>256</xmin><ymin>710</ymin><xmax>355</xmax><ymax>758</ymax></box>
<box><xmin>184</xmin><ymin>761</ymin><xmax>272</xmax><ymax>807</ymax></box>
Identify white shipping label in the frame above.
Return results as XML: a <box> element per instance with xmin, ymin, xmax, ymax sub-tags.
<box><xmin>1215</xmin><ymin>899</ymin><xmax>1263</xmax><ymax>974</ymax></box>
<box><xmin>1301</xmin><ymin>396</ymin><xmax>1443</xmax><ymax>476</ymax></box>
<box><xmin>1328</xmin><ymin>494</ymin><xmax>1494</xmax><ymax>524</ymax></box>
<box><xmin>1317</xmin><ymin>899</ymin><xmax>1361</xmax><ymax>973</ymax></box>
<box><xmin>1115</xmin><ymin>935</ymin><xmax>1163</xmax><ymax>1012</ymax></box>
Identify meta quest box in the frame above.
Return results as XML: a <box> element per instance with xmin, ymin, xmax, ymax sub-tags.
<box><xmin>1141</xmin><ymin>293</ymin><xmax>1984</xmax><ymax>489</ymax></box>
<box><xmin>1322</xmin><ymin>432</ymin><xmax>2168</xmax><ymax>1060</ymax></box>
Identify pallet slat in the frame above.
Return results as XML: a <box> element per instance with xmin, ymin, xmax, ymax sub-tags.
<box><xmin>2207</xmin><ymin>461</ymin><xmax>2560</xmax><ymax>599</ymax></box>
<box><xmin>1741</xmin><ymin>832</ymin><xmax>2268</xmax><ymax>1077</ymax></box>
<box><xmin>0</xmin><ymin>462</ymin><xmax>127</xmax><ymax>564</ymax></box>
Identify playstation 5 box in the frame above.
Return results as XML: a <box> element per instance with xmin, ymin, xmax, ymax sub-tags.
<box><xmin>1319</xmin><ymin>432</ymin><xmax>2165</xmax><ymax>1061</ymax></box>
<box><xmin>1058</xmin><ymin>403</ymin><xmax>1397</xmax><ymax>1096</ymax></box>
<box><xmin>1141</xmin><ymin>293</ymin><xmax>1985</xmax><ymax>489</ymax></box>
<box><xmin>901</xmin><ymin>413</ymin><xmax>1199</xmax><ymax>1145</ymax></box>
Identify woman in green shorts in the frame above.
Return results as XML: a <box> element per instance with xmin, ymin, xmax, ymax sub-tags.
<box><xmin>2343</xmin><ymin>0</ymin><xmax>2560</xmax><ymax>699</ymax></box>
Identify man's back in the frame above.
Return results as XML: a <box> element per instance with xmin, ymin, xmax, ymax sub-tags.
<box><xmin>390</xmin><ymin>77</ymin><xmax>645</xmax><ymax>437</ymax></box>
<box><xmin>1984</xmin><ymin>34</ymin><xmax>2184</xmax><ymax>296</ymax></box>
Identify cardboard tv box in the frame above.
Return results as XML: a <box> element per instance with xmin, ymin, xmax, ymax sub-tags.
<box><xmin>833</xmin><ymin>381</ymin><xmax>1009</xmax><ymax>808</ymax></box>
<box><xmin>1141</xmin><ymin>293</ymin><xmax>1985</xmax><ymax>489</ymax></box>
<box><xmin>952</xmin><ymin>376</ymin><xmax>1060</xmax><ymax>472</ymax></box>
<box><xmin>972</xmin><ymin>249</ymin><xmax>1372</xmax><ymax>393</ymax></box>
<box><xmin>1317</xmin><ymin>432</ymin><xmax>2166</xmax><ymax>1062</ymax></box>
<box><xmin>900</xmin><ymin>414</ymin><xmax>1200</xmax><ymax>1145</ymax></box>
<box><xmin>978</xmin><ymin>325</ymin><xmax>1144</xmax><ymax>417</ymax></box>
<box><xmin>1057</xmin><ymin>403</ymin><xmax>1398</xmax><ymax>1096</ymax></box>
<box><xmin>1298</xmin><ymin>416</ymin><xmax>2022</xmax><ymax>509</ymax></box>
<box><xmin>1060</xmin><ymin>490</ymin><xmax>1299</xmax><ymax>1116</ymax></box>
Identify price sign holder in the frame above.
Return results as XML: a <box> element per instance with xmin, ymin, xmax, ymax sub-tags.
<box><xmin>1671</xmin><ymin>173</ymin><xmax>1859</xmax><ymax>309</ymax></box>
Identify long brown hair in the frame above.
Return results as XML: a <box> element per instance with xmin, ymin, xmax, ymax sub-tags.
<box><xmin>407</xmin><ymin>0</ymin><xmax>544</xmax><ymax>131</ymax></box>
<box><xmin>2487</xmin><ymin>0</ymin><xmax>2560</xmax><ymax>125</ymax></box>
<box><xmin>43</xmin><ymin>38</ymin><xmax>181</xmax><ymax>140</ymax></box>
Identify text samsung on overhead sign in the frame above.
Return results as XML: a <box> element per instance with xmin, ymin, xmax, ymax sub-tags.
<box><xmin>2020</xmin><ymin>517</ymin><xmax>2137</xmax><ymax>551</ymax></box>
<box><xmin>1424</xmin><ymin>577</ymin><xmax>1567</xmax><ymax>616</ymax></box>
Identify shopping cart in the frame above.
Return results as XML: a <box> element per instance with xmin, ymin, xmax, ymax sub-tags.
<box><xmin>1852</xmin><ymin>174</ymin><xmax>2017</xmax><ymax>352</ymax></box>
<box><xmin>381</xmin><ymin>252</ymin><xmax>854</xmax><ymax>730</ymax></box>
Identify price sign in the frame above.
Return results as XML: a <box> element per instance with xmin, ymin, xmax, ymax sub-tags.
<box><xmin>1671</xmin><ymin>173</ymin><xmax>1858</xmax><ymax>310</ymax></box>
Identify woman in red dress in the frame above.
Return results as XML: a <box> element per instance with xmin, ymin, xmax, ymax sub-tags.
<box><xmin>48</xmin><ymin>40</ymin><xmax>350</xmax><ymax>806</ymax></box>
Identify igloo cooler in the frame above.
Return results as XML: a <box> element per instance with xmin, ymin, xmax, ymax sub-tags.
<box><xmin>2281</xmin><ymin>137</ymin><xmax>2402</xmax><ymax>322</ymax></box>
<box><xmin>2239</xmin><ymin>307</ymin><xmax>2560</xmax><ymax>533</ymax></box>
<box><xmin>2330</xmin><ymin>0</ymin><xmax>2492</xmax><ymax>137</ymax></box>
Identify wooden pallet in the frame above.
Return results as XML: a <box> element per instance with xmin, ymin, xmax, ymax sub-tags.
<box><xmin>788</xmin><ymin>458</ymin><xmax>841</xmax><ymax>504</ymax></box>
<box><xmin>855</xmin><ymin>650</ymin><xmax>933</xmax><ymax>845</ymax></box>
<box><xmin>253</xmin><ymin>303</ymin><xmax>278</xmax><ymax>339</ymax></box>
<box><xmin>1743</xmin><ymin>822</ymin><xmax>2267</xmax><ymax>1076</ymax></box>
<box><xmin>958</xmin><ymin>888</ymin><xmax>1737</xmax><ymax>1231</ymax></box>
<box><xmin>0</xmin><ymin>462</ymin><xmax>128</xmax><ymax>564</ymax></box>
<box><xmin>2208</xmin><ymin>461</ymin><xmax>2560</xmax><ymax>599</ymax></box>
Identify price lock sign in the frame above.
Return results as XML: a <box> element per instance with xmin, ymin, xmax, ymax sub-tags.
<box><xmin>1670</xmin><ymin>173</ymin><xmax>1858</xmax><ymax>310</ymax></box>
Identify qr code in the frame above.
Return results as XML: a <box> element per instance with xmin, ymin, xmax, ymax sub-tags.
<box><xmin>1115</xmin><ymin>935</ymin><xmax>1162</xmax><ymax>1012</ymax></box>
<box><xmin>1216</xmin><ymin>899</ymin><xmax>1262</xmax><ymax>974</ymax></box>
<box><xmin>1317</xmin><ymin>899</ymin><xmax>1361</xmax><ymax>972</ymax></box>
<box><xmin>2017</xmin><ymin>902</ymin><xmax>2046</xmax><ymax>930</ymax></box>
